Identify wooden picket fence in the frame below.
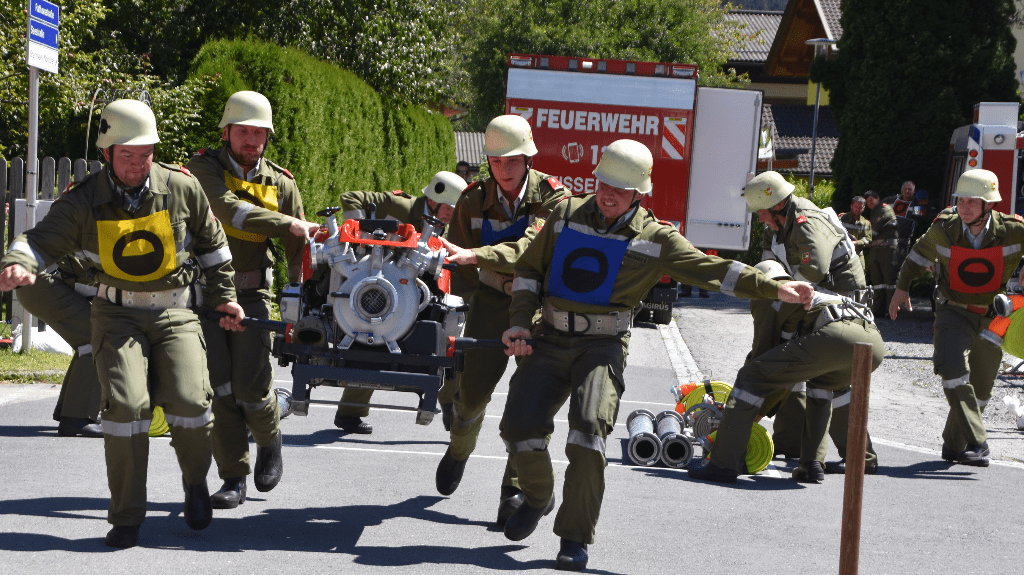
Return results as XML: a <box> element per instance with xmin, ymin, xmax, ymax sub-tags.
<box><xmin>1</xmin><ymin>156</ymin><xmax>104</xmax><ymax>323</ymax></box>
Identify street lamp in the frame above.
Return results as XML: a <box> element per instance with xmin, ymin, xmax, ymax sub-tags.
<box><xmin>805</xmin><ymin>38</ymin><xmax>837</xmax><ymax>199</ymax></box>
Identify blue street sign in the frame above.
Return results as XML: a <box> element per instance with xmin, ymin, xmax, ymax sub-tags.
<box><xmin>30</xmin><ymin>1</ymin><xmax>60</xmax><ymax>28</ymax></box>
<box><xmin>27</xmin><ymin>19</ymin><xmax>58</xmax><ymax>50</ymax></box>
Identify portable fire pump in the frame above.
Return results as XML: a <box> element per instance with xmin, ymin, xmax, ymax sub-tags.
<box><xmin>263</xmin><ymin>205</ymin><xmax>486</xmax><ymax>425</ymax></box>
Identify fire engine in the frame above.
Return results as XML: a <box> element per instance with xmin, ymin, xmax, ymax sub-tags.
<box><xmin>942</xmin><ymin>101</ymin><xmax>1024</xmax><ymax>214</ymax></box>
<box><xmin>503</xmin><ymin>54</ymin><xmax>763</xmax><ymax>323</ymax></box>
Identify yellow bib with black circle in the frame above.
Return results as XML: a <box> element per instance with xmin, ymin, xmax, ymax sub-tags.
<box><xmin>223</xmin><ymin>172</ymin><xmax>279</xmax><ymax>242</ymax></box>
<box><xmin>97</xmin><ymin>210</ymin><xmax>177</xmax><ymax>282</ymax></box>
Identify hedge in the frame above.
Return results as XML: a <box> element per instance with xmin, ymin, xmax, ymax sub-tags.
<box><xmin>188</xmin><ymin>39</ymin><xmax>457</xmax><ymax>215</ymax></box>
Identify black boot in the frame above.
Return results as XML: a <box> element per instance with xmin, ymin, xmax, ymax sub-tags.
<box><xmin>183</xmin><ymin>477</ymin><xmax>212</xmax><ymax>530</ymax></box>
<box><xmin>335</xmin><ymin>414</ymin><xmax>373</xmax><ymax>434</ymax></box>
<box><xmin>687</xmin><ymin>460</ymin><xmax>738</xmax><ymax>484</ymax></box>
<box><xmin>556</xmin><ymin>538</ymin><xmax>589</xmax><ymax>571</ymax></box>
<box><xmin>57</xmin><ymin>417</ymin><xmax>103</xmax><ymax>438</ymax></box>
<box><xmin>254</xmin><ymin>434</ymin><xmax>283</xmax><ymax>492</ymax></box>
<box><xmin>503</xmin><ymin>495</ymin><xmax>555</xmax><ymax>541</ymax></box>
<box><xmin>104</xmin><ymin>525</ymin><xmax>140</xmax><ymax>548</ymax></box>
<box><xmin>792</xmin><ymin>461</ymin><xmax>825</xmax><ymax>483</ymax></box>
<box><xmin>496</xmin><ymin>486</ymin><xmax>525</xmax><ymax>527</ymax></box>
<box><xmin>435</xmin><ymin>447</ymin><xmax>468</xmax><ymax>496</ymax></box>
<box><xmin>825</xmin><ymin>459</ymin><xmax>879</xmax><ymax>475</ymax></box>
<box><xmin>957</xmin><ymin>441</ymin><xmax>991</xmax><ymax>467</ymax></box>
<box><xmin>211</xmin><ymin>478</ymin><xmax>247</xmax><ymax>509</ymax></box>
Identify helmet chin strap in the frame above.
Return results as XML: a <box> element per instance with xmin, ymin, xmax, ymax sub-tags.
<box><xmin>767</xmin><ymin>195</ymin><xmax>791</xmax><ymax>228</ymax></box>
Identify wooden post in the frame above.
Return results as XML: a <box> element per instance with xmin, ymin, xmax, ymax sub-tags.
<box><xmin>839</xmin><ymin>342</ymin><xmax>873</xmax><ymax>575</ymax></box>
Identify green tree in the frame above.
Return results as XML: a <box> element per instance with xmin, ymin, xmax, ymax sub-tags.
<box><xmin>815</xmin><ymin>0</ymin><xmax>1020</xmax><ymax>209</ymax></box>
<box><xmin>459</xmin><ymin>0</ymin><xmax>746</xmax><ymax>130</ymax></box>
<box><xmin>103</xmin><ymin>0</ymin><xmax>458</xmax><ymax>106</ymax></box>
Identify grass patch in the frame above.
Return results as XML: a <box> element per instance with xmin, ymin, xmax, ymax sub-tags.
<box><xmin>0</xmin><ymin>348</ymin><xmax>71</xmax><ymax>384</ymax></box>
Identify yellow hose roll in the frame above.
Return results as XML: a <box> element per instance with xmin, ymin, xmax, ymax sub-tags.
<box><xmin>681</xmin><ymin>381</ymin><xmax>732</xmax><ymax>411</ymax></box>
<box><xmin>707</xmin><ymin>423</ymin><xmax>774</xmax><ymax>474</ymax></box>
<box><xmin>1002</xmin><ymin>307</ymin><xmax>1024</xmax><ymax>358</ymax></box>
<box><xmin>149</xmin><ymin>406</ymin><xmax>169</xmax><ymax>437</ymax></box>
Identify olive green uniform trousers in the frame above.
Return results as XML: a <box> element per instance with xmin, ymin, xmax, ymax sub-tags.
<box><xmin>201</xmin><ymin>289</ymin><xmax>280</xmax><ymax>479</ymax></box>
<box><xmin>92</xmin><ymin>300</ymin><xmax>214</xmax><ymax>527</ymax></box>
<box><xmin>710</xmin><ymin>319</ymin><xmax>884</xmax><ymax>473</ymax></box>
<box><xmin>16</xmin><ymin>271</ymin><xmax>101</xmax><ymax>421</ymax></box>
<box><xmin>499</xmin><ymin>330</ymin><xmax>628</xmax><ymax>545</ymax></box>
<box><xmin>933</xmin><ymin>305</ymin><xmax>1000</xmax><ymax>450</ymax></box>
<box><xmin>868</xmin><ymin>247</ymin><xmax>896</xmax><ymax>316</ymax></box>
<box><xmin>448</xmin><ymin>286</ymin><xmax>519</xmax><ymax>488</ymax></box>
<box><xmin>771</xmin><ymin>386</ymin><xmax>878</xmax><ymax>466</ymax></box>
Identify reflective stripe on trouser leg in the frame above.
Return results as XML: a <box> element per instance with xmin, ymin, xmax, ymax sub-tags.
<box><xmin>829</xmin><ymin>389</ymin><xmax>877</xmax><ymax>464</ymax></box>
<box><xmin>204</xmin><ymin>294</ymin><xmax>277</xmax><ymax>479</ymax></box>
<box><xmin>711</xmin><ymin>320</ymin><xmax>886</xmax><ymax>474</ymax></box>
<box><xmin>802</xmin><ymin>387</ymin><xmax>833</xmax><ymax>464</ymax></box>
<box><xmin>934</xmin><ymin>307</ymin><xmax>999</xmax><ymax>448</ymax></box>
<box><xmin>450</xmin><ymin>288</ymin><xmax>512</xmax><ymax>464</ymax></box>
<box><xmin>337</xmin><ymin>387</ymin><xmax>373</xmax><ymax>418</ymax></box>
<box><xmin>770</xmin><ymin>389</ymin><xmax>806</xmax><ymax>456</ymax></box>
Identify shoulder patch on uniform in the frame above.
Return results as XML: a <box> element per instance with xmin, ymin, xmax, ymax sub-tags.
<box><xmin>178</xmin><ymin>165</ymin><xmax>192</xmax><ymax>177</ymax></box>
<box><xmin>192</xmin><ymin>148</ymin><xmax>207</xmax><ymax>157</ymax></box>
<box><xmin>392</xmin><ymin>189</ymin><xmax>404</xmax><ymax>196</ymax></box>
<box><xmin>281</xmin><ymin>168</ymin><xmax>294</xmax><ymax>180</ymax></box>
<box><xmin>546</xmin><ymin>177</ymin><xmax>564</xmax><ymax>190</ymax></box>
<box><xmin>558</xmin><ymin>195</ymin><xmax>571</xmax><ymax>203</ymax></box>
<box><xmin>1015</xmin><ymin>214</ymin><xmax>1023</xmax><ymax>222</ymax></box>
<box><xmin>534</xmin><ymin>218</ymin><xmax>545</xmax><ymax>231</ymax></box>
<box><xmin>796</xmin><ymin>215</ymin><xmax>807</xmax><ymax>224</ymax></box>
<box><xmin>463</xmin><ymin>181</ymin><xmax>483</xmax><ymax>194</ymax></box>
<box><xmin>801</xmin><ymin>251</ymin><xmax>811</xmax><ymax>263</ymax></box>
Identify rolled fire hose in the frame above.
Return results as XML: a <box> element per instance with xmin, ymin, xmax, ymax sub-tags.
<box><xmin>706</xmin><ymin>423</ymin><xmax>774</xmax><ymax>474</ymax></box>
<box><xmin>655</xmin><ymin>410</ymin><xmax>693</xmax><ymax>468</ymax></box>
<box><xmin>149</xmin><ymin>406</ymin><xmax>169</xmax><ymax>437</ymax></box>
<box><xmin>679</xmin><ymin>381</ymin><xmax>733</xmax><ymax>412</ymax></box>
<box><xmin>626</xmin><ymin>409</ymin><xmax>662</xmax><ymax>466</ymax></box>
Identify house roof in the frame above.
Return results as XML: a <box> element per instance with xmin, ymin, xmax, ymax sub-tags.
<box><xmin>765</xmin><ymin>0</ymin><xmax>841</xmax><ymax>77</ymax></box>
<box><xmin>724</xmin><ymin>11</ymin><xmax>784</xmax><ymax>64</ymax></box>
<box><xmin>454</xmin><ymin>131</ymin><xmax>485</xmax><ymax>167</ymax></box>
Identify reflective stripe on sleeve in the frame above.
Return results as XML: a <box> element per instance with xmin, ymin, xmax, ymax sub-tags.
<box><xmin>720</xmin><ymin>261</ymin><xmax>746</xmax><ymax>296</ymax></box>
<box><xmin>942</xmin><ymin>374</ymin><xmax>970</xmax><ymax>389</ymax></box>
<box><xmin>567</xmin><ymin>429</ymin><xmax>607</xmax><ymax>453</ymax></box>
<box><xmin>453</xmin><ymin>404</ymin><xmax>483</xmax><ymax>427</ymax></box>
<box><xmin>343</xmin><ymin>209</ymin><xmax>365</xmax><ymax>222</ymax></box>
<box><xmin>978</xmin><ymin>398</ymin><xmax>989</xmax><ymax>408</ymax></box>
<box><xmin>232</xmin><ymin>202</ymin><xmax>255</xmax><ymax>229</ymax></box>
<box><xmin>936</xmin><ymin>245</ymin><xmax>951</xmax><ymax>258</ymax></box>
<box><xmin>503</xmin><ymin>438</ymin><xmax>548</xmax><ymax>453</ymax></box>
<box><xmin>730</xmin><ymin>387</ymin><xmax>764</xmax><ymax>408</ymax></box>
<box><xmin>907</xmin><ymin>250</ymin><xmax>932</xmax><ymax>268</ymax></box>
<box><xmin>470</xmin><ymin>217</ymin><xmax>483</xmax><ymax>230</ymax></box>
<box><xmin>77</xmin><ymin>344</ymin><xmax>93</xmax><ymax>356</ymax></box>
<box><xmin>214</xmin><ymin>382</ymin><xmax>232</xmax><ymax>397</ymax></box>
<box><xmin>512</xmin><ymin>277</ymin><xmax>540</xmax><ymax>293</ymax></box>
<box><xmin>790</xmin><ymin>382</ymin><xmax>807</xmax><ymax>392</ymax></box>
<box><xmin>197</xmin><ymin>246</ymin><xmax>231</xmax><ymax>269</ymax></box>
<box><xmin>77</xmin><ymin>250</ymin><xmax>101</xmax><ymax>264</ymax></box>
<box><xmin>102</xmin><ymin>419</ymin><xmax>151</xmax><ymax>437</ymax></box>
<box><xmin>164</xmin><ymin>407</ymin><xmax>213</xmax><ymax>429</ymax></box>
<box><xmin>9</xmin><ymin>241</ymin><xmax>46</xmax><ymax>270</ymax></box>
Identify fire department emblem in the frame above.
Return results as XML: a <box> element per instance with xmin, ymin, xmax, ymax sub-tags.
<box><xmin>801</xmin><ymin>251</ymin><xmax>810</xmax><ymax>263</ymax></box>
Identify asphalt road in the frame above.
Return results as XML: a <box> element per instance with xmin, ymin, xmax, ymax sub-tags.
<box><xmin>2</xmin><ymin>308</ymin><xmax>1022</xmax><ymax>574</ymax></box>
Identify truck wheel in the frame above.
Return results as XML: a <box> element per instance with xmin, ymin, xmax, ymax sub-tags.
<box><xmin>653</xmin><ymin>308</ymin><xmax>672</xmax><ymax>325</ymax></box>
<box><xmin>634</xmin><ymin>306</ymin><xmax>652</xmax><ymax>323</ymax></box>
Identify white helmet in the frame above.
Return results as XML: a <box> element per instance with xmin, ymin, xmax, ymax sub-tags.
<box><xmin>422</xmin><ymin>171</ymin><xmax>466</xmax><ymax>206</ymax></box>
<box><xmin>953</xmin><ymin>169</ymin><xmax>1000</xmax><ymax>203</ymax></box>
<box><xmin>218</xmin><ymin>91</ymin><xmax>275</xmax><ymax>133</ymax></box>
<box><xmin>743</xmin><ymin>171</ymin><xmax>794</xmax><ymax>212</ymax></box>
<box><xmin>754</xmin><ymin>259</ymin><xmax>791</xmax><ymax>281</ymax></box>
<box><xmin>95</xmin><ymin>99</ymin><xmax>160</xmax><ymax>148</ymax></box>
<box><xmin>593</xmin><ymin>139</ymin><xmax>654</xmax><ymax>194</ymax></box>
<box><xmin>483</xmin><ymin>115</ymin><xmax>537</xmax><ymax>157</ymax></box>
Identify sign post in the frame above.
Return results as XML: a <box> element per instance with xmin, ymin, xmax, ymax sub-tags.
<box><xmin>22</xmin><ymin>0</ymin><xmax>60</xmax><ymax>353</ymax></box>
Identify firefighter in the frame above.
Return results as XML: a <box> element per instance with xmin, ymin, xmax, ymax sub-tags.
<box><xmin>747</xmin><ymin>260</ymin><xmax>879</xmax><ymax>475</ymax></box>
<box><xmin>889</xmin><ymin>169</ymin><xmax>1024</xmax><ymax>466</ymax></box>
<box><xmin>0</xmin><ymin>99</ymin><xmax>244</xmax><ymax>547</ymax></box>
<box><xmin>186</xmin><ymin>91</ymin><xmax>319</xmax><ymax>509</ymax></box>
<box><xmin>434</xmin><ymin>114</ymin><xmax>569</xmax><ymax>527</ymax></box>
<box><xmin>497</xmin><ymin>140</ymin><xmax>812</xmax><ymax>571</ymax></box>
<box><xmin>749</xmin><ymin>172</ymin><xmax>875</xmax><ymax>471</ymax></box>
<box><xmin>332</xmin><ymin>171</ymin><xmax>466</xmax><ymax>434</ymax></box>
<box><xmin>16</xmin><ymin>256</ymin><xmax>102</xmax><ymax>437</ymax></box>
<box><xmin>840</xmin><ymin>195</ymin><xmax>872</xmax><ymax>270</ymax></box>
<box><xmin>864</xmin><ymin>190</ymin><xmax>898</xmax><ymax>317</ymax></box>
